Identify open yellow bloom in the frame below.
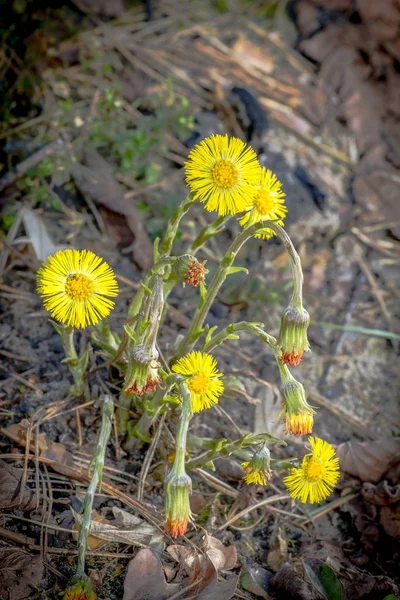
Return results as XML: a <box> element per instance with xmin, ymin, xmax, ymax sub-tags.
<box><xmin>37</xmin><ymin>249</ymin><xmax>118</xmax><ymax>329</ymax></box>
<box><xmin>284</xmin><ymin>437</ymin><xmax>340</xmax><ymax>504</ymax></box>
<box><xmin>239</xmin><ymin>167</ymin><xmax>287</xmax><ymax>238</ymax></box>
<box><xmin>184</xmin><ymin>134</ymin><xmax>262</xmax><ymax>216</ymax></box>
<box><xmin>172</xmin><ymin>351</ymin><xmax>224</xmax><ymax>412</ymax></box>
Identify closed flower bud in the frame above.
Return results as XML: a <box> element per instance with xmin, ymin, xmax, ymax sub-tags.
<box><xmin>64</xmin><ymin>575</ymin><xmax>96</xmax><ymax>600</ymax></box>
<box><xmin>277</xmin><ymin>304</ymin><xmax>310</xmax><ymax>366</ymax></box>
<box><xmin>242</xmin><ymin>444</ymin><xmax>272</xmax><ymax>485</ymax></box>
<box><xmin>173</xmin><ymin>254</ymin><xmax>208</xmax><ymax>287</ymax></box>
<box><xmin>164</xmin><ymin>471</ymin><xmax>192</xmax><ymax>538</ymax></box>
<box><xmin>124</xmin><ymin>345</ymin><xmax>161</xmax><ymax>396</ymax></box>
<box><xmin>280</xmin><ymin>371</ymin><xmax>315</xmax><ymax>436</ymax></box>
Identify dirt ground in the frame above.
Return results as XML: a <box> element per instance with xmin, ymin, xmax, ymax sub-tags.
<box><xmin>0</xmin><ymin>1</ymin><xmax>399</xmax><ymax>599</ymax></box>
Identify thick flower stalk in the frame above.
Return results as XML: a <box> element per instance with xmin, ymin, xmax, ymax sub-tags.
<box><xmin>284</xmin><ymin>436</ymin><xmax>340</xmax><ymax>503</ymax></box>
<box><xmin>37</xmin><ymin>249</ymin><xmax>118</xmax><ymax>329</ymax></box>
<box><xmin>278</xmin><ymin>362</ymin><xmax>315</xmax><ymax>435</ymax></box>
<box><xmin>185</xmin><ymin>134</ymin><xmax>262</xmax><ymax>216</ymax></box>
<box><xmin>242</xmin><ymin>443</ymin><xmax>272</xmax><ymax>485</ymax></box>
<box><xmin>165</xmin><ymin>381</ymin><xmax>193</xmax><ymax>538</ymax></box>
<box><xmin>76</xmin><ymin>395</ymin><xmax>114</xmax><ymax>577</ymax></box>
<box><xmin>172</xmin><ymin>351</ymin><xmax>224</xmax><ymax>412</ymax></box>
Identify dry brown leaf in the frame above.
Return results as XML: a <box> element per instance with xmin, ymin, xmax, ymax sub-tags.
<box><xmin>0</xmin><ymin>459</ymin><xmax>36</xmax><ymax>510</ymax></box>
<box><xmin>0</xmin><ymin>548</ymin><xmax>43</xmax><ymax>600</ymax></box>
<box><xmin>197</xmin><ymin>575</ymin><xmax>239</xmax><ymax>600</ymax></box>
<box><xmin>362</xmin><ymin>481</ymin><xmax>400</xmax><ymax>506</ymax></box>
<box><xmin>336</xmin><ymin>438</ymin><xmax>400</xmax><ymax>483</ymax></box>
<box><xmin>77</xmin><ymin>148</ymin><xmax>153</xmax><ymax>270</ymax></box>
<box><xmin>380</xmin><ymin>502</ymin><xmax>400</xmax><ymax>538</ymax></box>
<box><xmin>266</xmin><ymin>527</ymin><xmax>288</xmax><ymax>572</ymax></box>
<box><xmin>205</xmin><ymin>534</ymin><xmax>237</xmax><ymax>571</ymax></box>
<box><xmin>123</xmin><ymin>549</ymin><xmax>179</xmax><ymax>600</ymax></box>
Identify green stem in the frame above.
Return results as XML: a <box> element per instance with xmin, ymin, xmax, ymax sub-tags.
<box><xmin>131</xmin><ymin>375</ymin><xmax>179</xmax><ymax>440</ymax></box>
<box><xmin>76</xmin><ymin>395</ymin><xmax>113</xmax><ymax>576</ymax></box>
<box><xmin>128</xmin><ymin>257</ymin><xmax>171</xmax><ymax>319</ymax></box>
<box><xmin>170</xmin><ymin>381</ymin><xmax>193</xmax><ymax>476</ymax></box>
<box><xmin>61</xmin><ymin>327</ymin><xmax>88</xmax><ymax>397</ymax></box>
<box><xmin>188</xmin><ymin>215</ymin><xmax>230</xmax><ymax>255</ymax></box>
<box><xmin>160</xmin><ymin>195</ymin><xmax>195</xmax><ymax>257</ymax></box>
<box><xmin>176</xmin><ymin>220</ymin><xmax>303</xmax><ymax>357</ymax></box>
<box><xmin>201</xmin><ymin>321</ymin><xmax>276</xmax><ymax>354</ymax></box>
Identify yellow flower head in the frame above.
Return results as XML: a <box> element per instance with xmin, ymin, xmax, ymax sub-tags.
<box><xmin>284</xmin><ymin>437</ymin><xmax>340</xmax><ymax>504</ymax></box>
<box><xmin>239</xmin><ymin>167</ymin><xmax>287</xmax><ymax>239</ymax></box>
<box><xmin>280</xmin><ymin>375</ymin><xmax>315</xmax><ymax>436</ymax></box>
<box><xmin>242</xmin><ymin>444</ymin><xmax>271</xmax><ymax>486</ymax></box>
<box><xmin>172</xmin><ymin>351</ymin><xmax>224</xmax><ymax>412</ymax></box>
<box><xmin>184</xmin><ymin>134</ymin><xmax>262</xmax><ymax>216</ymax></box>
<box><xmin>63</xmin><ymin>575</ymin><xmax>96</xmax><ymax>600</ymax></box>
<box><xmin>37</xmin><ymin>249</ymin><xmax>118</xmax><ymax>329</ymax></box>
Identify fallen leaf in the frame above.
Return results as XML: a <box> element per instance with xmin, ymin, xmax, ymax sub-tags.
<box><xmin>205</xmin><ymin>534</ymin><xmax>237</xmax><ymax>571</ymax></box>
<box><xmin>362</xmin><ymin>481</ymin><xmax>400</xmax><ymax>506</ymax></box>
<box><xmin>22</xmin><ymin>206</ymin><xmax>66</xmax><ymax>261</ymax></box>
<box><xmin>0</xmin><ymin>548</ymin><xmax>43</xmax><ymax>600</ymax></box>
<box><xmin>266</xmin><ymin>527</ymin><xmax>288</xmax><ymax>572</ymax></box>
<box><xmin>76</xmin><ymin>148</ymin><xmax>153</xmax><ymax>270</ymax></box>
<box><xmin>336</xmin><ymin>438</ymin><xmax>400</xmax><ymax>483</ymax></box>
<box><xmin>0</xmin><ymin>459</ymin><xmax>36</xmax><ymax>510</ymax></box>
<box><xmin>270</xmin><ymin>563</ymin><xmax>320</xmax><ymax>600</ymax></box>
<box><xmin>303</xmin><ymin>558</ymin><xmax>342</xmax><ymax>600</ymax></box>
<box><xmin>241</xmin><ymin>565</ymin><xmax>274</xmax><ymax>599</ymax></box>
<box><xmin>197</xmin><ymin>575</ymin><xmax>239</xmax><ymax>600</ymax></box>
<box><xmin>380</xmin><ymin>503</ymin><xmax>400</xmax><ymax>538</ymax></box>
<box><xmin>72</xmin><ymin>506</ymin><xmax>164</xmax><ymax>547</ymax></box>
<box><xmin>123</xmin><ymin>549</ymin><xmax>179</xmax><ymax>600</ymax></box>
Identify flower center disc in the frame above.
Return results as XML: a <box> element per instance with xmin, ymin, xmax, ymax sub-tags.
<box><xmin>65</xmin><ymin>273</ymin><xmax>94</xmax><ymax>301</ymax></box>
<box><xmin>306</xmin><ymin>459</ymin><xmax>323</xmax><ymax>482</ymax></box>
<box><xmin>211</xmin><ymin>160</ymin><xmax>238</xmax><ymax>188</ymax></box>
<box><xmin>253</xmin><ymin>189</ymin><xmax>275</xmax><ymax>214</ymax></box>
<box><xmin>189</xmin><ymin>372</ymin><xmax>210</xmax><ymax>393</ymax></box>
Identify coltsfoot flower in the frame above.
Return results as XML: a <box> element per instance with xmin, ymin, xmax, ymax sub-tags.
<box><xmin>242</xmin><ymin>444</ymin><xmax>271</xmax><ymax>485</ymax></box>
<box><xmin>37</xmin><ymin>249</ymin><xmax>118</xmax><ymax>329</ymax></box>
<box><xmin>280</xmin><ymin>373</ymin><xmax>315</xmax><ymax>436</ymax></box>
<box><xmin>64</xmin><ymin>575</ymin><xmax>96</xmax><ymax>600</ymax></box>
<box><xmin>165</xmin><ymin>471</ymin><xmax>192</xmax><ymax>538</ymax></box>
<box><xmin>124</xmin><ymin>345</ymin><xmax>161</xmax><ymax>396</ymax></box>
<box><xmin>184</xmin><ymin>134</ymin><xmax>262</xmax><ymax>216</ymax></box>
<box><xmin>239</xmin><ymin>167</ymin><xmax>287</xmax><ymax>239</ymax></box>
<box><xmin>284</xmin><ymin>436</ymin><xmax>340</xmax><ymax>504</ymax></box>
<box><xmin>277</xmin><ymin>304</ymin><xmax>310</xmax><ymax>366</ymax></box>
<box><xmin>172</xmin><ymin>351</ymin><xmax>224</xmax><ymax>412</ymax></box>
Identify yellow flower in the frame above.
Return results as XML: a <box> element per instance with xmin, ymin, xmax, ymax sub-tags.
<box><xmin>242</xmin><ymin>444</ymin><xmax>271</xmax><ymax>485</ymax></box>
<box><xmin>284</xmin><ymin>437</ymin><xmax>340</xmax><ymax>504</ymax></box>
<box><xmin>172</xmin><ymin>351</ymin><xmax>224</xmax><ymax>412</ymax></box>
<box><xmin>184</xmin><ymin>134</ymin><xmax>262</xmax><ymax>216</ymax></box>
<box><xmin>280</xmin><ymin>371</ymin><xmax>315</xmax><ymax>436</ymax></box>
<box><xmin>37</xmin><ymin>249</ymin><xmax>118</xmax><ymax>329</ymax></box>
<box><xmin>239</xmin><ymin>167</ymin><xmax>287</xmax><ymax>239</ymax></box>
<box><xmin>63</xmin><ymin>575</ymin><xmax>96</xmax><ymax>600</ymax></box>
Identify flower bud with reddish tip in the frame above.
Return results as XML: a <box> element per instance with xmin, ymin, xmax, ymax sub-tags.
<box><xmin>164</xmin><ymin>472</ymin><xmax>192</xmax><ymax>538</ymax></box>
<box><xmin>277</xmin><ymin>304</ymin><xmax>310</xmax><ymax>366</ymax></box>
<box><xmin>173</xmin><ymin>254</ymin><xmax>208</xmax><ymax>288</ymax></box>
<box><xmin>280</xmin><ymin>370</ymin><xmax>315</xmax><ymax>436</ymax></box>
<box><xmin>242</xmin><ymin>444</ymin><xmax>272</xmax><ymax>486</ymax></box>
<box><xmin>124</xmin><ymin>345</ymin><xmax>161</xmax><ymax>397</ymax></box>
<box><xmin>63</xmin><ymin>575</ymin><xmax>96</xmax><ymax>600</ymax></box>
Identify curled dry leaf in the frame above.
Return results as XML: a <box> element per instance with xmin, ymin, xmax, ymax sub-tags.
<box><xmin>362</xmin><ymin>481</ymin><xmax>400</xmax><ymax>506</ymax></box>
<box><xmin>336</xmin><ymin>438</ymin><xmax>400</xmax><ymax>483</ymax></box>
<box><xmin>0</xmin><ymin>548</ymin><xmax>43</xmax><ymax>600</ymax></box>
<box><xmin>241</xmin><ymin>564</ymin><xmax>274</xmax><ymax>599</ymax></box>
<box><xmin>0</xmin><ymin>459</ymin><xmax>36</xmax><ymax>510</ymax></box>
<box><xmin>123</xmin><ymin>548</ymin><xmax>179</xmax><ymax>600</ymax></box>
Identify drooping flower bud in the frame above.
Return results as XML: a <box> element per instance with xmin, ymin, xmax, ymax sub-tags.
<box><xmin>280</xmin><ymin>368</ymin><xmax>315</xmax><ymax>436</ymax></box>
<box><xmin>63</xmin><ymin>575</ymin><xmax>96</xmax><ymax>600</ymax></box>
<box><xmin>124</xmin><ymin>345</ymin><xmax>161</xmax><ymax>396</ymax></box>
<box><xmin>173</xmin><ymin>254</ymin><xmax>208</xmax><ymax>287</ymax></box>
<box><xmin>242</xmin><ymin>443</ymin><xmax>272</xmax><ymax>485</ymax></box>
<box><xmin>164</xmin><ymin>471</ymin><xmax>192</xmax><ymax>538</ymax></box>
<box><xmin>277</xmin><ymin>304</ymin><xmax>310</xmax><ymax>366</ymax></box>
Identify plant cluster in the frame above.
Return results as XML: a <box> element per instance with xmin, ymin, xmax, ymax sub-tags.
<box><xmin>36</xmin><ymin>133</ymin><xmax>340</xmax><ymax>597</ymax></box>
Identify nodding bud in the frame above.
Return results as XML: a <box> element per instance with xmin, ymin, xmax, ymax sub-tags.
<box><xmin>280</xmin><ymin>375</ymin><xmax>315</xmax><ymax>436</ymax></box>
<box><xmin>173</xmin><ymin>254</ymin><xmax>208</xmax><ymax>287</ymax></box>
<box><xmin>164</xmin><ymin>472</ymin><xmax>192</xmax><ymax>538</ymax></box>
<box><xmin>277</xmin><ymin>304</ymin><xmax>310</xmax><ymax>366</ymax></box>
<box><xmin>124</xmin><ymin>344</ymin><xmax>161</xmax><ymax>396</ymax></box>
<box><xmin>63</xmin><ymin>575</ymin><xmax>96</xmax><ymax>600</ymax></box>
<box><xmin>242</xmin><ymin>444</ymin><xmax>272</xmax><ymax>486</ymax></box>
